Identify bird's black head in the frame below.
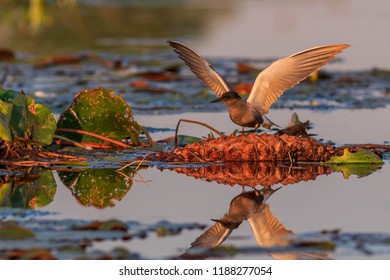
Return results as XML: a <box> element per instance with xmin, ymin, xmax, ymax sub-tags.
<box><xmin>210</xmin><ymin>91</ymin><xmax>242</xmax><ymax>103</ymax></box>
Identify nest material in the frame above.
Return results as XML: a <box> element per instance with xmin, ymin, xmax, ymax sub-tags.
<box><xmin>152</xmin><ymin>133</ymin><xmax>335</xmax><ymax>163</ymax></box>
<box><xmin>171</xmin><ymin>162</ymin><xmax>332</xmax><ymax>188</ymax></box>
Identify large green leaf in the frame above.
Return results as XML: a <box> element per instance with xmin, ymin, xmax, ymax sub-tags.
<box><xmin>0</xmin><ymin>182</ymin><xmax>12</xmax><ymax>206</ymax></box>
<box><xmin>56</xmin><ymin>87</ymin><xmax>140</xmax><ymax>145</ymax></box>
<box><xmin>0</xmin><ymin>89</ymin><xmax>56</xmax><ymax>145</ymax></box>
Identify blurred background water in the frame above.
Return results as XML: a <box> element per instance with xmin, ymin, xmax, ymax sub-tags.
<box><xmin>1</xmin><ymin>0</ymin><xmax>390</xmax><ymax>260</ymax></box>
<box><xmin>1</xmin><ymin>0</ymin><xmax>389</xmax><ymax>70</ymax></box>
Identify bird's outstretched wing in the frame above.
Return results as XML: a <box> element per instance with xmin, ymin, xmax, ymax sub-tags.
<box><xmin>168</xmin><ymin>40</ymin><xmax>232</xmax><ymax>97</ymax></box>
<box><xmin>246</xmin><ymin>44</ymin><xmax>350</xmax><ymax>114</ymax></box>
<box><xmin>248</xmin><ymin>204</ymin><xmax>293</xmax><ymax>248</ymax></box>
<box><xmin>179</xmin><ymin>218</ymin><xmax>233</xmax><ymax>259</ymax></box>
<box><xmin>190</xmin><ymin>220</ymin><xmax>233</xmax><ymax>248</ymax></box>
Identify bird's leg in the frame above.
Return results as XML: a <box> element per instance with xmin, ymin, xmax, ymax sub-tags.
<box><xmin>241</xmin><ymin>126</ymin><xmax>245</xmax><ymax>135</ymax></box>
<box><xmin>253</xmin><ymin>123</ymin><xmax>260</xmax><ymax>134</ymax></box>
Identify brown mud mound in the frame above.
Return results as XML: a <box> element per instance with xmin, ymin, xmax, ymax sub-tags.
<box><xmin>151</xmin><ymin>133</ymin><xmax>335</xmax><ymax>162</ymax></box>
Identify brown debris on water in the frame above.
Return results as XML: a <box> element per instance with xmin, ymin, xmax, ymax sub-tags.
<box><xmin>151</xmin><ymin>133</ymin><xmax>335</xmax><ymax>163</ymax></box>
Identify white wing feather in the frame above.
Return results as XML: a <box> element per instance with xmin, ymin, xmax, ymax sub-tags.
<box><xmin>247</xmin><ymin>44</ymin><xmax>350</xmax><ymax>114</ymax></box>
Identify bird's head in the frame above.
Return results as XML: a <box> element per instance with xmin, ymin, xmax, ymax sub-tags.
<box><xmin>210</xmin><ymin>91</ymin><xmax>242</xmax><ymax>104</ymax></box>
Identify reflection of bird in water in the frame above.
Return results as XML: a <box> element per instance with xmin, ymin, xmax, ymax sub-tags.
<box><xmin>168</xmin><ymin>40</ymin><xmax>349</xmax><ymax>132</ymax></box>
<box><xmin>248</xmin><ymin>203</ymin><xmax>329</xmax><ymax>260</ymax></box>
<box><xmin>180</xmin><ymin>188</ymin><xmax>275</xmax><ymax>258</ymax></box>
<box><xmin>180</xmin><ymin>187</ymin><xmax>329</xmax><ymax>260</ymax></box>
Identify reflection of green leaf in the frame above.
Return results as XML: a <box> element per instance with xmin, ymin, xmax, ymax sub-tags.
<box><xmin>76</xmin><ymin>219</ymin><xmax>128</xmax><ymax>231</ymax></box>
<box><xmin>0</xmin><ymin>89</ymin><xmax>56</xmax><ymax>145</ymax></box>
<box><xmin>58</xmin><ymin>168</ymin><xmax>135</xmax><ymax>208</ymax></box>
<box><xmin>1</xmin><ymin>170</ymin><xmax>57</xmax><ymax>209</ymax></box>
<box><xmin>97</xmin><ymin>220</ymin><xmax>128</xmax><ymax>231</ymax></box>
<box><xmin>326</xmin><ymin>148</ymin><xmax>384</xmax><ymax>164</ymax></box>
<box><xmin>56</xmin><ymin>87</ymin><xmax>141</xmax><ymax>145</ymax></box>
<box><xmin>31</xmin><ymin>169</ymin><xmax>57</xmax><ymax>208</ymax></box>
<box><xmin>330</xmin><ymin>164</ymin><xmax>383</xmax><ymax>179</ymax></box>
<box><xmin>0</xmin><ymin>182</ymin><xmax>12</xmax><ymax>206</ymax></box>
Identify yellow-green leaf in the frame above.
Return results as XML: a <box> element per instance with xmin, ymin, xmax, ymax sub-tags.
<box><xmin>326</xmin><ymin>148</ymin><xmax>384</xmax><ymax>164</ymax></box>
<box><xmin>0</xmin><ymin>225</ymin><xmax>35</xmax><ymax>240</ymax></box>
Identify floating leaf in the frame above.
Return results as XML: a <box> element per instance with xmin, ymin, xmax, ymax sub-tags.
<box><xmin>156</xmin><ymin>226</ymin><xmax>182</xmax><ymax>237</ymax></box>
<box><xmin>76</xmin><ymin>219</ymin><xmax>128</xmax><ymax>232</ymax></box>
<box><xmin>233</xmin><ymin>82</ymin><xmax>253</xmax><ymax>95</ymax></box>
<box><xmin>0</xmin><ymin>89</ymin><xmax>56</xmax><ymax>145</ymax></box>
<box><xmin>0</xmin><ymin>48</ymin><xmax>15</xmax><ymax>61</ymax></box>
<box><xmin>17</xmin><ymin>249</ymin><xmax>56</xmax><ymax>260</ymax></box>
<box><xmin>176</xmin><ymin>135</ymin><xmax>203</xmax><ymax>146</ymax></box>
<box><xmin>56</xmin><ymin>87</ymin><xmax>141</xmax><ymax>146</ymax></box>
<box><xmin>330</xmin><ymin>164</ymin><xmax>383</xmax><ymax>179</ymax></box>
<box><xmin>326</xmin><ymin>148</ymin><xmax>384</xmax><ymax>164</ymax></box>
<box><xmin>0</xmin><ymin>225</ymin><xmax>35</xmax><ymax>240</ymax></box>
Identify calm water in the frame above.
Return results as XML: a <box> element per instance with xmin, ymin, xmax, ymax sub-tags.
<box><xmin>37</xmin><ymin>109</ymin><xmax>390</xmax><ymax>259</ymax></box>
<box><xmin>1</xmin><ymin>0</ymin><xmax>390</xmax><ymax>70</ymax></box>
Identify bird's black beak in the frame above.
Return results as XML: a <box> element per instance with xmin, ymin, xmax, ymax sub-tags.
<box><xmin>210</xmin><ymin>97</ymin><xmax>221</xmax><ymax>103</ymax></box>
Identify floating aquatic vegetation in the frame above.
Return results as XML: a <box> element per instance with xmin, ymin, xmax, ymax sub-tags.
<box><xmin>0</xmin><ymin>218</ymin><xmax>206</xmax><ymax>260</ymax></box>
<box><xmin>56</xmin><ymin>87</ymin><xmax>142</xmax><ymax>146</ymax></box>
<box><xmin>170</xmin><ymin>162</ymin><xmax>332</xmax><ymax>188</ymax></box>
<box><xmin>58</xmin><ymin>168</ymin><xmax>136</xmax><ymax>208</ymax></box>
<box><xmin>0</xmin><ymin>169</ymin><xmax>56</xmax><ymax>209</ymax></box>
<box><xmin>0</xmin><ymin>89</ymin><xmax>56</xmax><ymax>146</ymax></box>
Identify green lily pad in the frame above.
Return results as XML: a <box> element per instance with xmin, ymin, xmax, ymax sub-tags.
<box><xmin>56</xmin><ymin>87</ymin><xmax>141</xmax><ymax>146</ymax></box>
<box><xmin>177</xmin><ymin>135</ymin><xmax>203</xmax><ymax>146</ymax></box>
<box><xmin>58</xmin><ymin>168</ymin><xmax>135</xmax><ymax>208</ymax></box>
<box><xmin>326</xmin><ymin>148</ymin><xmax>384</xmax><ymax>164</ymax></box>
<box><xmin>76</xmin><ymin>219</ymin><xmax>128</xmax><ymax>232</ymax></box>
<box><xmin>0</xmin><ymin>89</ymin><xmax>56</xmax><ymax>145</ymax></box>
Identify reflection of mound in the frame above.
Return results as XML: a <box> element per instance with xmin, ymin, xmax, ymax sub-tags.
<box><xmin>58</xmin><ymin>168</ymin><xmax>135</xmax><ymax>208</ymax></box>
<box><xmin>171</xmin><ymin>162</ymin><xmax>331</xmax><ymax>187</ymax></box>
<box><xmin>152</xmin><ymin>133</ymin><xmax>334</xmax><ymax>162</ymax></box>
<box><xmin>0</xmin><ymin>170</ymin><xmax>56</xmax><ymax>209</ymax></box>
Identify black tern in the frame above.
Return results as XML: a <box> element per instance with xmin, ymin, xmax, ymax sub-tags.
<box><xmin>181</xmin><ymin>188</ymin><xmax>329</xmax><ymax>260</ymax></box>
<box><xmin>168</xmin><ymin>40</ymin><xmax>350</xmax><ymax>131</ymax></box>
